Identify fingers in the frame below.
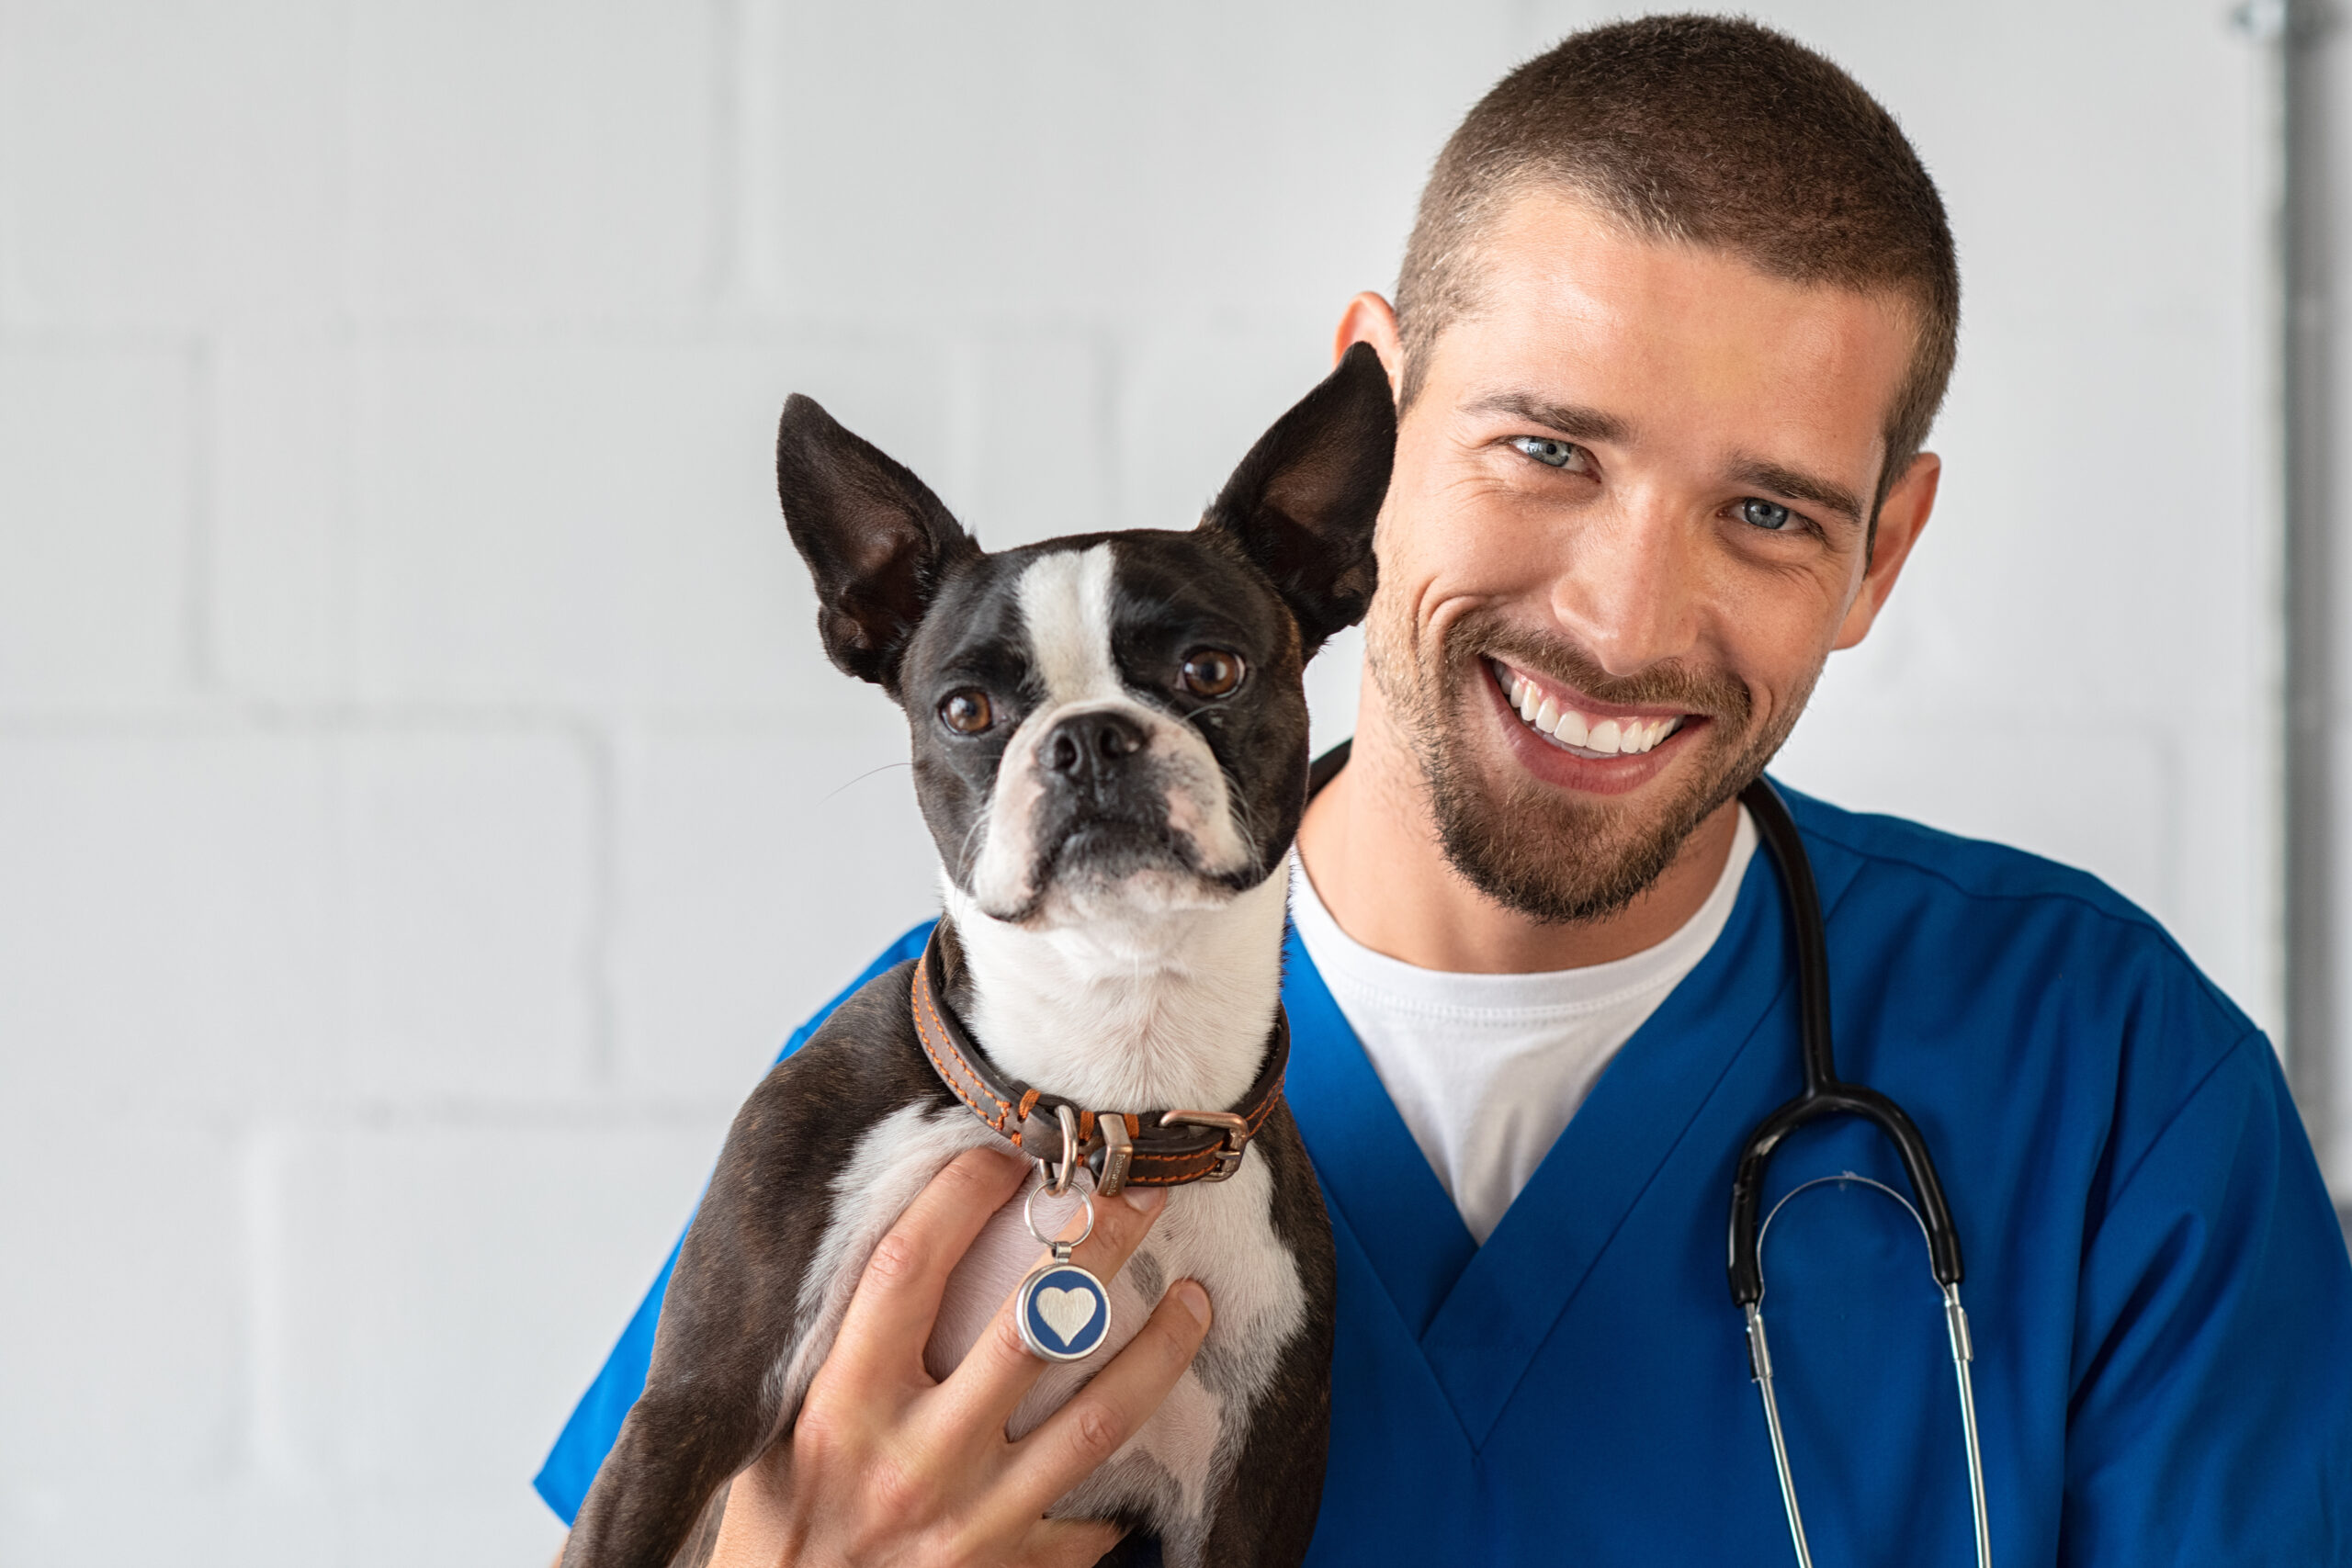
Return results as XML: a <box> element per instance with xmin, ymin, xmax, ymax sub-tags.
<box><xmin>934</xmin><ymin>1181</ymin><xmax>1172</xmax><ymax>1432</ymax></box>
<box><xmin>1023</xmin><ymin>1517</ymin><xmax>1128</xmax><ymax>1568</ymax></box>
<box><xmin>1000</xmin><ymin>1278</ymin><xmax>1213</xmax><ymax>1520</ymax></box>
<box><xmin>1058</xmin><ymin>1183</ymin><xmax>1170</xmax><ymax>1292</ymax></box>
<box><xmin>831</xmin><ymin>1145</ymin><xmax>1032</xmax><ymax>1387</ymax></box>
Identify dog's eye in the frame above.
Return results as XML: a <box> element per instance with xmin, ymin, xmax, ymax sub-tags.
<box><xmin>1179</xmin><ymin>649</ymin><xmax>1244</xmax><ymax>699</ymax></box>
<box><xmin>939</xmin><ymin>689</ymin><xmax>995</xmax><ymax>734</ymax></box>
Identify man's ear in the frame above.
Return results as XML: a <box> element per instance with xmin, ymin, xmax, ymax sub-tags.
<box><xmin>1201</xmin><ymin>342</ymin><xmax>1396</xmax><ymax>657</ymax></box>
<box><xmin>776</xmin><ymin>394</ymin><xmax>978</xmax><ymax>693</ymax></box>
<box><xmin>1833</xmin><ymin>450</ymin><xmax>1939</xmax><ymax>651</ymax></box>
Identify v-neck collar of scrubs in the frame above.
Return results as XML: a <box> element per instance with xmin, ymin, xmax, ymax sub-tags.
<box><xmin>1280</xmin><ymin>788</ymin><xmax>1866</xmax><ymax>1449</ymax></box>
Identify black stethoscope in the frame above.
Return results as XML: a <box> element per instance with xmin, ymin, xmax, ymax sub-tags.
<box><xmin>1733</xmin><ymin>776</ymin><xmax>1993</xmax><ymax>1568</ymax></box>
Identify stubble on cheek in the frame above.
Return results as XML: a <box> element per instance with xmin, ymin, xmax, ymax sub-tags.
<box><xmin>1365</xmin><ymin>581</ymin><xmax>1814</xmax><ymax>925</ymax></box>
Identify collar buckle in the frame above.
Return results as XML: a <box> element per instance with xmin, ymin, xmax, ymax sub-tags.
<box><xmin>1159</xmin><ymin>1110</ymin><xmax>1253</xmax><ymax>1182</ymax></box>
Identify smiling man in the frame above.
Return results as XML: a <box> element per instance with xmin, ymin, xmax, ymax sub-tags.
<box><xmin>538</xmin><ymin>17</ymin><xmax>2352</xmax><ymax>1566</ymax></box>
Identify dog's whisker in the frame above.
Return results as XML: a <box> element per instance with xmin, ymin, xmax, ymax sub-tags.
<box><xmin>819</xmin><ymin>761</ymin><xmax>913</xmax><ymax>804</ymax></box>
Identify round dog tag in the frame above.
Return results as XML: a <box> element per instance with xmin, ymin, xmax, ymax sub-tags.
<box><xmin>1016</xmin><ymin>1179</ymin><xmax>1111</xmax><ymax>1362</ymax></box>
<box><xmin>1016</xmin><ymin>1258</ymin><xmax>1111</xmax><ymax>1361</ymax></box>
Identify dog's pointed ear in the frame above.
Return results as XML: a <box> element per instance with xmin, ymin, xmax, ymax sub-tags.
<box><xmin>1201</xmin><ymin>342</ymin><xmax>1396</xmax><ymax>658</ymax></box>
<box><xmin>777</xmin><ymin>394</ymin><xmax>978</xmax><ymax>693</ymax></box>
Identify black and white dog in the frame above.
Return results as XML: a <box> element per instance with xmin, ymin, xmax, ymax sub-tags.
<box><xmin>563</xmin><ymin>344</ymin><xmax>1394</xmax><ymax>1568</ymax></box>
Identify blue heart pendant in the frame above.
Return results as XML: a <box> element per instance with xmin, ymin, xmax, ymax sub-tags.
<box><xmin>1016</xmin><ymin>1257</ymin><xmax>1111</xmax><ymax>1361</ymax></box>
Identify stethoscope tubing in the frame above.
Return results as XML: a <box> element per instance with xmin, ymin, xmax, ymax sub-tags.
<box><xmin>1728</xmin><ymin>777</ymin><xmax>1964</xmax><ymax>1302</ymax></box>
<box><xmin>1728</xmin><ymin>778</ymin><xmax>1993</xmax><ymax>1568</ymax></box>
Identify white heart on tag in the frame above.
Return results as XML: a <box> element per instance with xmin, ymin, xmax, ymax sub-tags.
<box><xmin>1035</xmin><ymin>1285</ymin><xmax>1098</xmax><ymax>1347</ymax></box>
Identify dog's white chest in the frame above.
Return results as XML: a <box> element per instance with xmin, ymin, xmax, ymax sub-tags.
<box><xmin>778</xmin><ymin>1103</ymin><xmax>1306</xmax><ymax>1563</ymax></box>
<box><xmin>929</xmin><ymin>1153</ymin><xmax>1306</xmax><ymax>1526</ymax></box>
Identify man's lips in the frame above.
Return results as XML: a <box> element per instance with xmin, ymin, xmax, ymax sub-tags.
<box><xmin>1486</xmin><ymin>658</ymin><xmax>1694</xmax><ymax>759</ymax></box>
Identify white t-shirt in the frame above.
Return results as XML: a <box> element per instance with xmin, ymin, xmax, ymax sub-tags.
<box><xmin>1287</xmin><ymin>807</ymin><xmax>1758</xmax><ymax>1245</ymax></box>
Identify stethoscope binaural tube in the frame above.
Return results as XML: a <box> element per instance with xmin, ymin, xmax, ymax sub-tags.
<box><xmin>1726</xmin><ymin>776</ymin><xmax>1994</xmax><ymax>1568</ymax></box>
<box><xmin>1727</xmin><ymin>777</ymin><xmax>1964</xmax><ymax>1300</ymax></box>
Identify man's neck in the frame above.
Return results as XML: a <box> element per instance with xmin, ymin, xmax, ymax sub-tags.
<box><xmin>1295</xmin><ymin>690</ymin><xmax>1741</xmax><ymax>975</ymax></box>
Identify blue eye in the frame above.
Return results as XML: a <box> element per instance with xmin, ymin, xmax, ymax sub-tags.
<box><xmin>1511</xmin><ymin>435</ymin><xmax>1584</xmax><ymax>469</ymax></box>
<box><xmin>1739</xmin><ymin>497</ymin><xmax>1792</xmax><ymax>531</ymax></box>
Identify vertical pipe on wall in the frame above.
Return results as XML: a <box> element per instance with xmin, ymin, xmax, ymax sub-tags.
<box><xmin>2266</xmin><ymin>0</ymin><xmax>2345</xmax><ymax>1224</ymax></box>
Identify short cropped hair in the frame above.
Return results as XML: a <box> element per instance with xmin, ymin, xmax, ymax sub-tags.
<box><xmin>1396</xmin><ymin>15</ymin><xmax>1960</xmax><ymax>502</ymax></box>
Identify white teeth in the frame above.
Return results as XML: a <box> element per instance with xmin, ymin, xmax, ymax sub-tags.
<box><xmin>1499</xmin><ymin>661</ymin><xmax>1685</xmax><ymax>759</ymax></box>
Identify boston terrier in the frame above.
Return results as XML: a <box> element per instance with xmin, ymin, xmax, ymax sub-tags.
<box><xmin>561</xmin><ymin>344</ymin><xmax>1395</xmax><ymax>1568</ymax></box>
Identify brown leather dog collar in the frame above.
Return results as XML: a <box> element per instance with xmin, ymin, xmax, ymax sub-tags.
<box><xmin>910</xmin><ymin>924</ymin><xmax>1289</xmax><ymax>1194</ymax></box>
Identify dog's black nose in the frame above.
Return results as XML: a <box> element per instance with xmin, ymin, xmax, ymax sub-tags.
<box><xmin>1044</xmin><ymin>710</ymin><xmax>1147</xmax><ymax>784</ymax></box>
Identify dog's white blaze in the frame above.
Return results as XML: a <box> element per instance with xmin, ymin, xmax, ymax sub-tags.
<box><xmin>1022</xmin><ymin>543</ymin><xmax>1123</xmax><ymax>707</ymax></box>
<box><xmin>765</xmin><ymin>1102</ymin><xmax>1306</xmax><ymax>1568</ymax></box>
<box><xmin>965</xmin><ymin>543</ymin><xmax>1253</xmax><ymax>917</ymax></box>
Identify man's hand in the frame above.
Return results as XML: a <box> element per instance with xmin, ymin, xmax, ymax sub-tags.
<box><xmin>704</xmin><ymin>1145</ymin><xmax>1212</xmax><ymax>1567</ymax></box>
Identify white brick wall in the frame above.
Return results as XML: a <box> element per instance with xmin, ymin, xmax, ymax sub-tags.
<box><xmin>0</xmin><ymin>346</ymin><xmax>197</xmax><ymax>705</ymax></box>
<box><xmin>0</xmin><ymin>3</ymin><xmax>2306</xmax><ymax>1562</ymax></box>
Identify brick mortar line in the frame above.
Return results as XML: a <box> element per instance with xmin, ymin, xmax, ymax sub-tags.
<box><xmin>0</xmin><ymin>700</ymin><xmax>874</xmax><ymax>736</ymax></box>
<box><xmin>186</xmin><ymin>336</ymin><xmax>220</xmax><ymax>694</ymax></box>
<box><xmin>1</xmin><ymin>312</ymin><xmax>1328</xmax><ymax>348</ymax></box>
<box><xmin>25</xmin><ymin>1097</ymin><xmax>749</xmax><ymax>1133</ymax></box>
<box><xmin>335</xmin><ymin>1097</ymin><xmax>743</xmax><ymax>1131</ymax></box>
<box><xmin>571</xmin><ymin>717</ymin><xmax>622</xmax><ymax>1086</ymax></box>
<box><xmin>703</xmin><ymin>0</ymin><xmax>745</xmax><ymax>310</ymax></box>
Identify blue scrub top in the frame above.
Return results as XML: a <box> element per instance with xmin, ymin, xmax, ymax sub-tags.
<box><xmin>537</xmin><ymin>784</ymin><xmax>2352</xmax><ymax>1564</ymax></box>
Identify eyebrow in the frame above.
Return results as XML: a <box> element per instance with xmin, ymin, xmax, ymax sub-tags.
<box><xmin>1461</xmin><ymin>391</ymin><xmax>1632</xmax><ymax>446</ymax></box>
<box><xmin>1727</xmin><ymin>457</ymin><xmax>1865</xmax><ymax>531</ymax></box>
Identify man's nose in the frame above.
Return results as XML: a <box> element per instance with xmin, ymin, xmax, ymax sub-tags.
<box><xmin>1548</xmin><ymin>491</ymin><xmax>1704</xmax><ymax>674</ymax></box>
<box><xmin>1042</xmin><ymin>709</ymin><xmax>1147</xmax><ymax>794</ymax></box>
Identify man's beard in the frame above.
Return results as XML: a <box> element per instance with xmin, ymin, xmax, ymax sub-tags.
<box><xmin>1368</xmin><ymin>601</ymin><xmax>1810</xmax><ymax>925</ymax></box>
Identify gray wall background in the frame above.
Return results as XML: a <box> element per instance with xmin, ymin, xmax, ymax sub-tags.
<box><xmin>0</xmin><ymin>3</ymin><xmax>2328</xmax><ymax>1563</ymax></box>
